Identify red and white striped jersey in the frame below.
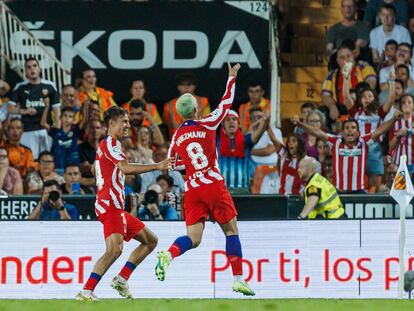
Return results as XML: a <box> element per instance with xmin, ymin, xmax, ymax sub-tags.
<box><xmin>168</xmin><ymin>77</ymin><xmax>236</xmax><ymax>191</ymax></box>
<box><xmin>327</xmin><ymin>134</ymin><xmax>372</xmax><ymax>192</ymax></box>
<box><xmin>389</xmin><ymin>117</ymin><xmax>414</xmax><ymax>166</ymax></box>
<box><xmin>348</xmin><ymin>106</ymin><xmax>386</xmax><ymax>136</ymax></box>
<box><xmin>94</xmin><ymin>136</ymin><xmax>127</xmax><ymax>215</ymax></box>
<box><xmin>278</xmin><ymin>148</ymin><xmax>302</xmax><ymax>195</ymax></box>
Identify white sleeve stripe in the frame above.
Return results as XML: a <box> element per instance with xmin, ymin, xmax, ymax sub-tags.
<box><xmin>106</xmin><ymin>137</ymin><xmax>124</xmax><ymax>161</ymax></box>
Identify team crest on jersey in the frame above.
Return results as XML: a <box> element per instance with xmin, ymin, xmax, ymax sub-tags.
<box><xmin>68</xmin><ymin>131</ymin><xmax>73</xmax><ymax>138</ymax></box>
<box><xmin>42</xmin><ymin>88</ymin><xmax>49</xmax><ymax>96</ymax></box>
<box><xmin>113</xmin><ymin>146</ymin><xmax>121</xmax><ymax>154</ymax></box>
<box><xmin>394</xmin><ymin>171</ymin><xmax>407</xmax><ymax>190</ymax></box>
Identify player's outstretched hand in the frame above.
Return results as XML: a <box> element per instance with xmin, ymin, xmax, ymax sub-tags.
<box><xmin>228</xmin><ymin>63</ymin><xmax>241</xmax><ymax>78</ymax></box>
<box><xmin>157</xmin><ymin>158</ymin><xmax>172</xmax><ymax>171</ymax></box>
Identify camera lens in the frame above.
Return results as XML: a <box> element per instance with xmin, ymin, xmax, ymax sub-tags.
<box><xmin>48</xmin><ymin>191</ymin><xmax>60</xmax><ymax>202</ymax></box>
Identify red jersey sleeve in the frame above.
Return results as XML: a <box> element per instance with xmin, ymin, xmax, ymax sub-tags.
<box><xmin>102</xmin><ymin>136</ymin><xmax>126</xmax><ymax>165</ymax></box>
<box><xmin>327</xmin><ymin>134</ymin><xmax>340</xmax><ymax>145</ymax></box>
<box><xmin>199</xmin><ymin>77</ymin><xmax>236</xmax><ymax>130</ymax></box>
<box><xmin>361</xmin><ymin>133</ymin><xmax>373</xmax><ymax>144</ymax></box>
<box><xmin>167</xmin><ymin>131</ymin><xmax>185</xmax><ymax>171</ymax></box>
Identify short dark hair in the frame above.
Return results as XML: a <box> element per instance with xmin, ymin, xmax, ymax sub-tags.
<box><xmin>176</xmin><ymin>73</ymin><xmax>197</xmax><ymax>86</ymax></box>
<box><xmin>103</xmin><ymin>106</ymin><xmax>127</xmax><ymax>127</ymax></box>
<box><xmin>386</xmin><ymin>39</ymin><xmax>398</xmax><ymax>48</ymax></box>
<box><xmin>396</xmin><ymin>64</ymin><xmax>410</xmax><ymax>75</ymax></box>
<box><xmin>64</xmin><ymin>164</ymin><xmax>79</xmax><ymax>173</ymax></box>
<box><xmin>156</xmin><ymin>174</ymin><xmax>174</xmax><ymax>188</ymax></box>
<box><xmin>395</xmin><ymin>78</ymin><xmax>405</xmax><ymax>88</ymax></box>
<box><xmin>80</xmin><ymin>68</ymin><xmax>95</xmax><ymax>78</ymax></box>
<box><xmin>61</xmin><ymin>106</ymin><xmax>75</xmax><ymax>116</ymax></box>
<box><xmin>398</xmin><ymin>42</ymin><xmax>413</xmax><ymax>55</ymax></box>
<box><xmin>380</xmin><ymin>3</ymin><xmax>397</xmax><ymax>16</ymax></box>
<box><xmin>247</xmin><ymin>81</ymin><xmax>263</xmax><ymax>89</ymax></box>
<box><xmin>248</xmin><ymin>107</ymin><xmax>263</xmax><ymax>118</ymax></box>
<box><xmin>39</xmin><ymin>150</ymin><xmax>54</xmax><ymax>161</ymax></box>
<box><xmin>8</xmin><ymin>118</ymin><xmax>23</xmax><ymax>128</ymax></box>
<box><xmin>130</xmin><ymin>99</ymin><xmax>146</xmax><ymax>110</ymax></box>
<box><xmin>301</xmin><ymin>102</ymin><xmax>315</xmax><ymax>110</ymax></box>
<box><xmin>62</xmin><ymin>84</ymin><xmax>74</xmax><ymax>90</ymax></box>
<box><xmin>43</xmin><ymin>179</ymin><xmax>60</xmax><ymax>189</ymax></box>
<box><xmin>342</xmin><ymin>118</ymin><xmax>359</xmax><ymax>131</ymax></box>
<box><xmin>340</xmin><ymin>39</ymin><xmax>355</xmax><ymax>51</ymax></box>
<box><xmin>24</xmin><ymin>57</ymin><xmax>40</xmax><ymax>67</ymax></box>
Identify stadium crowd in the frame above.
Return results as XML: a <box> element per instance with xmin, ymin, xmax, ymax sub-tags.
<box><xmin>3</xmin><ymin>0</ymin><xmax>414</xmax><ymax>220</ymax></box>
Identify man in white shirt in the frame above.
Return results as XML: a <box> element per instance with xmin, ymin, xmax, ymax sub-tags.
<box><xmin>369</xmin><ymin>3</ymin><xmax>411</xmax><ymax>65</ymax></box>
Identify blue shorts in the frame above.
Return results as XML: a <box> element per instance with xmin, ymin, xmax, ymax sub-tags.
<box><xmin>366</xmin><ymin>142</ymin><xmax>384</xmax><ymax>175</ymax></box>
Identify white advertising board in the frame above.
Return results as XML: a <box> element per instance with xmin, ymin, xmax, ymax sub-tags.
<box><xmin>0</xmin><ymin>220</ymin><xmax>412</xmax><ymax>299</ymax></box>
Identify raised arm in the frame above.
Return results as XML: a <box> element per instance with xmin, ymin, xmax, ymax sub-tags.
<box><xmin>381</xmin><ymin>71</ymin><xmax>396</xmax><ymax>115</ymax></box>
<box><xmin>342</xmin><ymin>62</ymin><xmax>354</xmax><ymax>111</ymax></box>
<box><xmin>372</xmin><ymin>110</ymin><xmax>400</xmax><ymax>142</ymax></box>
<box><xmin>40</xmin><ymin>97</ymin><xmax>51</xmax><ymax>131</ymax></box>
<box><xmin>291</xmin><ymin>115</ymin><xmax>329</xmax><ymax>142</ymax></box>
<box><xmin>199</xmin><ymin>63</ymin><xmax>240</xmax><ymax>130</ymax></box>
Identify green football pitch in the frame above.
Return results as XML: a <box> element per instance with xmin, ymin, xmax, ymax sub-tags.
<box><xmin>0</xmin><ymin>299</ymin><xmax>413</xmax><ymax>311</ymax></box>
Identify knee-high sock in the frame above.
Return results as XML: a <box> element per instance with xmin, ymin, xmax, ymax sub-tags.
<box><xmin>168</xmin><ymin>235</ymin><xmax>193</xmax><ymax>259</ymax></box>
<box><xmin>226</xmin><ymin>235</ymin><xmax>243</xmax><ymax>276</ymax></box>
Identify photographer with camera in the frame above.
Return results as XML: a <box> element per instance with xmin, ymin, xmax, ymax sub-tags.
<box><xmin>28</xmin><ymin>179</ymin><xmax>78</xmax><ymax>220</ymax></box>
<box><xmin>138</xmin><ymin>183</ymin><xmax>179</xmax><ymax>221</ymax></box>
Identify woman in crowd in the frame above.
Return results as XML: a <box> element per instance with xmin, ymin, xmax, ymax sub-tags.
<box><xmin>343</xmin><ymin>64</ymin><xmax>396</xmax><ymax>191</ymax></box>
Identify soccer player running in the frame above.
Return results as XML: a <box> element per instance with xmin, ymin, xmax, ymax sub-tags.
<box><xmin>76</xmin><ymin>107</ymin><xmax>170</xmax><ymax>301</ymax></box>
<box><xmin>155</xmin><ymin>63</ymin><xmax>255</xmax><ymax>296</ymax></box>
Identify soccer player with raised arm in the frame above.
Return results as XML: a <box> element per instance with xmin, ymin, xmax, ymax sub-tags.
<box><xmin>76</xmin><ymin>107</ymin><xmax>170</xmax><ymax>301</ymax></box>
<box><xmin>155</xmin><ymin>63</ymin><xmax>255</xmax><ymax>296</ymax></box>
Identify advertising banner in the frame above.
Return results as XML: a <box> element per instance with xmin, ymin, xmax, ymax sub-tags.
<box><xmin>7</xmin><ymin>1</ymin><xmax>270</xmax><ymax>104</ymax></box>
<box><xmin>0</xmin><ymin>220</ymin><xmax>412</xmax><ymax>299</ymax></box>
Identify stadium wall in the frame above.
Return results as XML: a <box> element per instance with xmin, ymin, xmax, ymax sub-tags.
<box><xmin>0</xmin><ymin>220</ymin><xmax>412</xmax><ymax>299</ymax></box>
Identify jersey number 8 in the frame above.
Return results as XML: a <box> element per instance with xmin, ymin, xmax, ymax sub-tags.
<box><xmin>186</xmin><ymin>142</ymin><xmax>208</xmax><ymax>170</ymax></box>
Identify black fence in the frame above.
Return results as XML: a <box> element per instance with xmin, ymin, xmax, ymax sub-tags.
<box><xmin>0</xmin><ymin>194</ymin><xmax>410</xmax><ymax>220</ymax></box>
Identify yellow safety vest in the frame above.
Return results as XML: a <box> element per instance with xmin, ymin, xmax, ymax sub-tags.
<box><xmin>304</xmin><ymin>173</ymin><xmax>345</xmax><ymax>219</ymax></box>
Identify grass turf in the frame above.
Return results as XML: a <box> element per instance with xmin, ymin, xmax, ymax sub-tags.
<box><xmin>0</xmin><ymin>299</ymin><xmax>413</xmax><ymax>311</ymax></box>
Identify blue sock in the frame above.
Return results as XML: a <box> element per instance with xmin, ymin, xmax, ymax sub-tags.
<box><xmin>226</xmin><ymin>235</ymin><xmax>243</xmax><ymax>276</ymax></box>
<box><xmin>168</xmin><ymin>235</ymin><xmax>193</xmax><ymax>259</ymax></box>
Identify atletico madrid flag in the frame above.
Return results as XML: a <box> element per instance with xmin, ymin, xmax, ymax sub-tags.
<box><xmin>391</xmin><ymin>155</ymin><xmax>414</xmax><ymax>208</ymax></box>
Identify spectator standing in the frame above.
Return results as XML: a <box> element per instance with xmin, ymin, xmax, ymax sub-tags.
<box><xmin>28</xmin><ymin>179</ymin><xmax>78</xmax><ymax>220</ymax></box>
<box><xmin>25</xmin><ymin>151</ymin><xmax>64</xmax><ymax>194</ymax></box>
<box><xmin>303</xmin><ymin>110</ymin><xmax>327</xmax><ymax>159</ymax></box>
<box><xmin>325</xmin><ymin>0</ymin><xmax>370</xmax><ymax>69</ymax></box>
<box><xmin>0</xmin><ymin>147</ymin><xmax>23</xmax><ymax>195</ymax></box>
<box><xmin>9</xmin><ymin>58</ymin><xmax>61</xmax><ymax>159</ymax></box>
<box><xmin>389</xmin><ymin>94</ymin><xmax>414</xmax><ymax>170</ymax></box>
<box><xmin>293</xmin><ymin>114</ymin><xmax>399</xmax><ymax>193</ymax></box>
<box><xmin>269</xmin><ymin>133</ymin><xmax>306</xmax><ymax>195</ymax></box>
<box><xmin>322</xmin><ymin>45</ymin><xmax>377</xmax><ymax>122</ymax></box>
<box><xmin>122</xmin><ymin>80</ymin><xmax>162</xmax><ymax>126</ymax></box>
<box><xmin>343</xmin><ymin>66</ymin><xmax>396</xmax><ymax>190</ymax></box>
<box><xmin>217</xmin><ymin>110</ymin><xmax>266</xmax><ymax>193</ymax></box>
<box><xmin>79</xmin><ymin>120</ymin><xmax>105</xmax><ymax>182</ymax></box>
<box><xmin>294</xmin><ymin>102</ymin><xmax>316</xmax><ymax>135</ymax></box>
<box><xmin>249</xmin><ymin>108</ymin><xmax>283</xmax><ymax>177</ymax></box>
<box><xmin>377</xmin><ymin>163</ymin><xmax>398</xmax><ymax>192</ymax></box>
<box><xmin>0</xmin><ymin>118</ymin><xmax>36</xmax><ymax>178</ymax></box>
<box><xmin>369</xmin><ymin>4</ymin><xmax>411</xmax><ymax>65</ymax></box>
<box><xmin>0</xmin><ymin>79</ymin><xmax>10</xmax><ymax>123</ymax></box>
<box><xmin>127</xmin><ymin>99</ymin><xmax>165</xmax><ymax>149</ymax></box>
<box><xmin>238</xmin><ymin>81</ymin><xmax>271</xmax><ymax>133</ymax></box>
<box><xmin>41</xmin><ymin>104</ymin><xmax>87</xmax><ymax>172</ymax></box>
<box><xmin>380</xmin><ymin>39</ymin><xmax>398</xmax><ymax>69</ymax></box>
<box><xmin>163</xmin><ymin>73</ymin><xmax>211</xmax><ymax>138</ymax></box>
<box><xmin>78</xmin><ymin>68</ymin><xmax>116</xmax><ymax>121</ymax></box>
<box><xmin>364</xmin><ymin>0</ymin><xmax>408</xmax><ymax>29</ymax></box>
